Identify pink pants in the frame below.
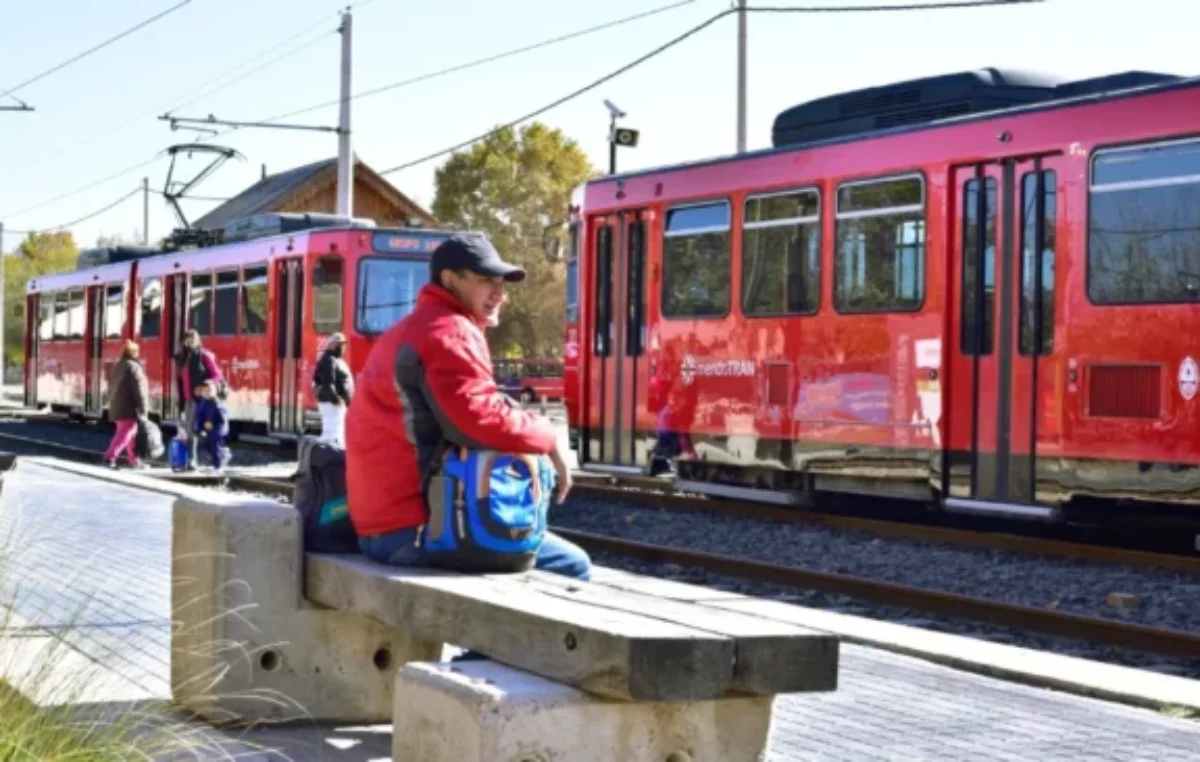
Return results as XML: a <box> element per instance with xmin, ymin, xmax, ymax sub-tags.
<box><xmin>104</xmin><ymin>419</ymin><xmax>139</xmax><ymax>465</ymax></box>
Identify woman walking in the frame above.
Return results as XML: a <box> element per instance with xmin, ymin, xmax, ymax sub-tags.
<box><xmin>104</xmin><ymin>340</ymin><xmax>150</xmax><ymax>469</ymax></box>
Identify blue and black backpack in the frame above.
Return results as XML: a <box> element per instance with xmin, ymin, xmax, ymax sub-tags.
<box><xmin>421</xmin><ymin>446</ymin><xmax>553</xmax><ymax>572</ymax></box>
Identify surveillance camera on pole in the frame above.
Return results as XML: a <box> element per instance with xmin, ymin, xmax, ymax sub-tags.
<box><xmin>605</xmin><ymin>99</ymin><xmax>638</xmax><ymax>175</ymax></box>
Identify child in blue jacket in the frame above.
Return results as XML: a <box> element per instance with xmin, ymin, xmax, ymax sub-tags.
<box><xmin>193</xmin><ymin>380</ymin><xmax>231</xmax><ymax>472</ymax></box>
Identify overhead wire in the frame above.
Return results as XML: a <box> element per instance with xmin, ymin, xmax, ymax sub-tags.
<box><xmin>0</xmin><ymin>0</ymin><xmax>374</xmax><ymax>220</ymax></box>
<box><xmin>48</xmin><ymin>187</ymin><xmax>145</xmax><ymax>232</ymax></box>
<box><xmin>2</xmin><ymin>3</ymin><xmax>350</xmax><ymax>178</ymax></box>
<box><xmin>234</xmin><ymin>0</ymin><xmax>701</xmax><ymax>130</ymax></box>
<box><xmin>0</xmin><ymin>155</ymin><xmax>162</xmax><ymax>220</ymax></box>
<box><xmin>377</xmin><ymin>0</ymin><xmax>1045</xmax><ymax>176</ymax></box>
<box><xmin>161</xmin><ymin>23</ymin><xmax>339</xmax><ymax>116</ymax></box>
<box><xmin>0</xmin><ymin>0</ymin><xmax>197</xmax><ymax>106</ymax></box>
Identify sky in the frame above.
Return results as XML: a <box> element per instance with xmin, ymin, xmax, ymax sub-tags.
<box><xmin>0</xmin><ymin>0</ymin><xmax>1193</xmax><ymax>251</ymax></box>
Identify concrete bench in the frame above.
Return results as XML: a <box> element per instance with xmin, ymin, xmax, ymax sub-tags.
<box><xmin>169</xmin><ymin>488</ymin><xmax>839</xmax><ymax>761</ymax></box>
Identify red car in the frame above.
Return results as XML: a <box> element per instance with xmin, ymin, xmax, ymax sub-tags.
<box><xmin>25</xmin><ymin>219</ymin><xmax>467</xmax><ymax>443</ymax></box>
<box><xmin>566</xmin><ymin>68</ymin><xmax>1200</xmax><ymax>523</ymax></box>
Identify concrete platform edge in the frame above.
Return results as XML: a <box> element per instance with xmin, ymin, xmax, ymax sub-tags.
<box><xmin>709</xmin><ymin>599</ymin><xmax>1200</xmax><ymax>715</ymax></box>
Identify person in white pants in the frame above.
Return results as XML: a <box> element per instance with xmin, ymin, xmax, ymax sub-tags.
<box><xmin>312</xmin><ymin>333</ymin><xmax>353</xmax><ymax>446</ymax></box>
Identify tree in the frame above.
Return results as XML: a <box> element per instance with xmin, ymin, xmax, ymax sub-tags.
<box><xmin>95</xmin><ymin>230</ymin><xmax>144</xmax><ymax>248</ymax></box>
<box><xmin>3</xmin><ymin>232</ymin><xmax>79</xmax><ymax>370</ymax></box>
<box><xmin>432</xmin><ymin>123</ymin><xmax>592</xmax><ymax>358</ymax></box>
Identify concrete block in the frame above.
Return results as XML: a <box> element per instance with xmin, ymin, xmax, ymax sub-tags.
<box><xmin>171</xmin><ymin>492</ymin><xmax>441</xmax><ymax>725</ymax></box>
<box><xmin>393</xmin><ymin>661</ymin><xmax>775</xmax><ymax>762</ymax></box>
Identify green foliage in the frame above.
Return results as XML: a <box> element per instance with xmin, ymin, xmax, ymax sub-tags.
<box><xmin>432</xmin><ymin>122</ymin><xmax>592</xmax><ymax>358</ymax></box>
<box><xmin>3</xmin><ymin>232</ymin><xmax>79</xmax><ymax>371</ymax></box>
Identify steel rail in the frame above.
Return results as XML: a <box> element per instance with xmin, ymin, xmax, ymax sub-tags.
<box><xmin>570</xmin><ymin>478</ymin><xmax>1200</xmax><ymax>575</ymax></box>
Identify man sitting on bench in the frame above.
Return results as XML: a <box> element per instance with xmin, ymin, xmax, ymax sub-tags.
<box><xmin>346</xmin><ymin>234</ymin><xmax>589</xmax><ymax>584</ymax></box>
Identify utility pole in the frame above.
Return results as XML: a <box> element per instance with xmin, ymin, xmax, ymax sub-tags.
<box><xmin>336</xmin><ymin>7</ymin><xmax>354</xmax><ymax>217</ymax></box>
<box><xmin>160</xmin><ymin>11</ymin><xmax>353</xmax><ymax>216</ymax></box>
<box><xmin>142</xmin><ymin>177</ymin><xmax>150</xmax><ymax>245</ymax></box>
<box><xmin>736</xmin><ymin>0</ymin><xmax>747</xmax><ymax>154</ymax></box>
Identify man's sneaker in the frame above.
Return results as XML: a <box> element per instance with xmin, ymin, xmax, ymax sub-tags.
<box><xmin>104</xmin><ymin>459</ymin><xmax>117</xmax><ymax>470</ymax></box>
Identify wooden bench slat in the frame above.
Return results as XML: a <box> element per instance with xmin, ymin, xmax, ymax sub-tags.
<box><xmin>518</xmin><ymin>570</ymin><xmax>838</xmax><ymax>695</ymax></box>
<box><xmin>588</xmin><ymin>567</ymin><xmax>755</xmax><ymax>603</ymax></box>
<box><xmin>306</xmin><ymin>553</ymin><xmax>739</xmax><ymax>702</ymax></box>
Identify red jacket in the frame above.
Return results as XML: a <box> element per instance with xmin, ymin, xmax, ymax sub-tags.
<box><xmin>345</xmin><ymin>283</ymin><xmax>558</xmax><ymax>537</ymax></box>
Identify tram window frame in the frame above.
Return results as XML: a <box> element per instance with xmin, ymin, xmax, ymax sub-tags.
<box><xmin>661</xmin><ymin>199</ymin><xmax>732</xmax><ymax>320</ymax></box>
<box><xmin>1087</xmin><ymin>137</ymin><xmax>1200</xmax><ymax>305</ymax></box>
<box><xmin>593</xmin><ymin>224</ymin><xmax>613</xmax><ymax>357</ymax></box>
<box><xmin>66</xmin><ymin>289</ymin><xmax>84</xmax><ymax>340</ymax></box>
<box><xmin>961</xmin><ymin>177</ymin><xmax>997</xmax><ymax>356</ymax></box>
<box><xmin>105</xmin><ymin>284</ymin><xmax>125</xmax><ymax>340</ymax></box>
<box><xmin>53</xmin><ymin>291</ymin><xmax>70</xmax><ymax>340</ymax></box>
<box><xmin>240</xmin><ymin>264</ymin><xmax>269</xmax><ymax>336</ymax></box>
<box><xmin>566</xmin><ymin>221</ymin><xmax>580</xmax><ymax>323</ymax></box>
<box><xmin>312</xmin><ymin>255</ymin><xmax>345</xmax><ymax>335</ymax></box>
<box><xmin>833</xmin><ymin>173</ymin><xmax>927</xmax><ymax>314</ymax></box>
<box><xmin>140</xmin><ymin>278</ymin><xmax>162</xmax><ymax>338</ymax></box>
<box><xmin>355</xmin><ymin>256</ymin><xmax>428</xmax><ymax>336</ymax></box>
<box><xmin>213</xmin><ymin>269</ymin><xmax>240</xmax><ymax>336</ymax></box>
<box><xmin>189</xmin><ymin>271</ymin><xmax>213</xmax><ymax>336</ymax></box>
<box><xmin>1019</xmin><ymin>170</ymin><xmax>1056</xmax><ymax>356</ymax></box>
<box><xmin>38</xmin><ymin>293</ymin><xmax>54</xmax><ymax>342</ymax></box>
<box><xmin>741</xmin><ymin>187</ymin><xmax>822</xmax><ymax>318</ymax></box>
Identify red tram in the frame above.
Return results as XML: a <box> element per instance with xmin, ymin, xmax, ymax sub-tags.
<box><xmin>24</xmin><ymin>217</ymin><xmax>463</xmax><ymax>441</ymax></box>
<box><xmin>565</xmin><ymin>68</ymin><xmax>1200</xmax><ymax>522</ymax></box>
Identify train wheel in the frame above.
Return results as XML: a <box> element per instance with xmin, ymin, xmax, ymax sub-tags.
<box><xmin>520</xmin><ymin>389</ymin><xmax>535</xmax><ymax>404</ymax></box>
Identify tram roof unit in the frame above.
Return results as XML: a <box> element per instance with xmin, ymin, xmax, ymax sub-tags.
<box><xmin>586</xmin><ymin>68</ymin><xmax>1187</xmax><ymax>187</ymax></box>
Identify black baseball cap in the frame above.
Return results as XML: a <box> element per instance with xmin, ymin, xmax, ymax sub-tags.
<box><xmin>430</xmin><ymin>235</ymin><xmax>526</xmax><ymax>284</ymax></box>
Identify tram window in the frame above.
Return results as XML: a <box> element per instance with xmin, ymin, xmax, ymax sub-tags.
<box><xmin>210</xmin><ymin>270</ymin><xmax>239</xmax><ymax>336</ymax></box>
<box><xmin>140</xmin><ymin>278</ymin><xmax>162</xmax><ymax>338</ymax></box>
<box><xmin>66</xmin><ymin>289</ymin><xmax>84</xmax><ymax>340</ymax></box>
<box><xmin>1089</xmin><ymin>139</ymin><xmax>1200</xmax><ymax>304</ymax></box>
<box><xmin>961</xmin><ymin>178</ymin><xmax>997</xmax><ymax>355</ymax></box>
<box><xmin>189</xmin><ymin>272</ymin><xmax>212</xmax><ymax>336</ymax></box>
<box><xmin>313</xmin><ymin>256</ymin><xmax>344</xmax><ymax>335</ymax></box>
<box><xmin>38</xmin><ymin>296</ymin><xmax>54</xmax><ymax>341</ymax></box>
<box><xmin>834</xmin><ymin>175</ymin><xmax>925</xmax><ymax>313</ymax></box>
<box><xmin>662</xmin><ymin>201</ymin><xmax>731</xmax><ymax>318</ymax></box>
<box><xmin>594</xmin><ymin>226</ymin><xmax>613</xmax><ymax>356</ymax></box>
<box><xmin>566</xmin><ymin>257</ymin><xmax>579</xmax><ymax>323</ymax></box>
<box><xmin>566</xmin><ymin>222</ymin><xmax>580</xmax><ymax>323</ymax></box>
<box><xmin>53</xmin><ymin>292</ymin><xmax>70</xmax><ymax>340</ymax></box>
<box><xmin>105</xmin><ymin>285</ymin><xmax>125</xmax><ymax>340</ymax></box>
<box><xmin>742</xmin><ymin>189</ymin><xmax>820</xmax><ymax>316</ymax></box>
<box><xmin>356</xmin><ymin>258</ymin><xmax>427</xmax><ymax>335</ymax></box>
<box><xmin>240</xmin><ymin>265</ymin><xmax>268</xmax><ymax>336</ymax></box>
<box><xmin>1020</xmin><ymin>171</ymin><xmax>1056</xmax><ymax>355</ymax></box>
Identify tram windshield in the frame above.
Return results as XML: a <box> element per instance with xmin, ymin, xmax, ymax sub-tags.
<box><xmin>355</xmin><ymin>258</ymin><xmax>428</xmax><ymax>334</ymax></box>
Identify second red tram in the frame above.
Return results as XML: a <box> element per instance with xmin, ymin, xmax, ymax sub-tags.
<box><xmin>567</xmin><ymin>68</ymin><xmax>1200</xmax><ymax>521</ymax></box>
<box><xmin>25</xmin><ymin>220</ymin><xmax>462</xmax><ymax>440</ymax></box>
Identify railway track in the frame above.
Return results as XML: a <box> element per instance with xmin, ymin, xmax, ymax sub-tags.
<box><xmin>568</xmin><ymin>475</ymin><xmax>1200</xmax><ymax>575</ymax></box>
<box><xmin>1</xmin><ymin>428</ymin><xmax>1198</xmax><ymax>663</ymax></box>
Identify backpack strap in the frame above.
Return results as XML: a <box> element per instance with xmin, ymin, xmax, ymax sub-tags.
<box><xmin>475</xmin><ymin>452</ymin><xmax>542</xmax><ymax>504</ymax></box>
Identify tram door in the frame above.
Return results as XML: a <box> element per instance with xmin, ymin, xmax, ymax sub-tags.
<box><xmin>271</xmin><ymin>258</ymin><xmax>304</xmax><ymax>434</ymax></box>
<box><xmin>164</xmin><ymin>274</ymin><xmax>189</xmax><ymax>419</ymax></box>
<box><xmin>25</xmin><ymin>294</ymin><xmax>42</xmax><ymax>408</ymax></box>
<box><xmin>84</xmin><ymin>285</ymin><xmax>106</xmax><ymax>415</ymax></box>
<box><xmin>585</xmin><ymin>210</ymin><xmax>649</xmax><ymax>471</ymax></box>
<box><xmin>945</xmin><ymin>155</ymin><xmax>1063</xmax><ymax>518</ymax></box>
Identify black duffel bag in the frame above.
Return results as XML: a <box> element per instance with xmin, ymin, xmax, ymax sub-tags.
<box><xmin>293</xmin><ymin>435</ymin><xmax>360</xmax><ymax>553</ymax></box>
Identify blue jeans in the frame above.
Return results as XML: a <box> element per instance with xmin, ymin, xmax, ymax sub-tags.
<box><xmin>359</xmin><ymin>526</ymin><xmax>592</xmax><ymax>581</ymax></box>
